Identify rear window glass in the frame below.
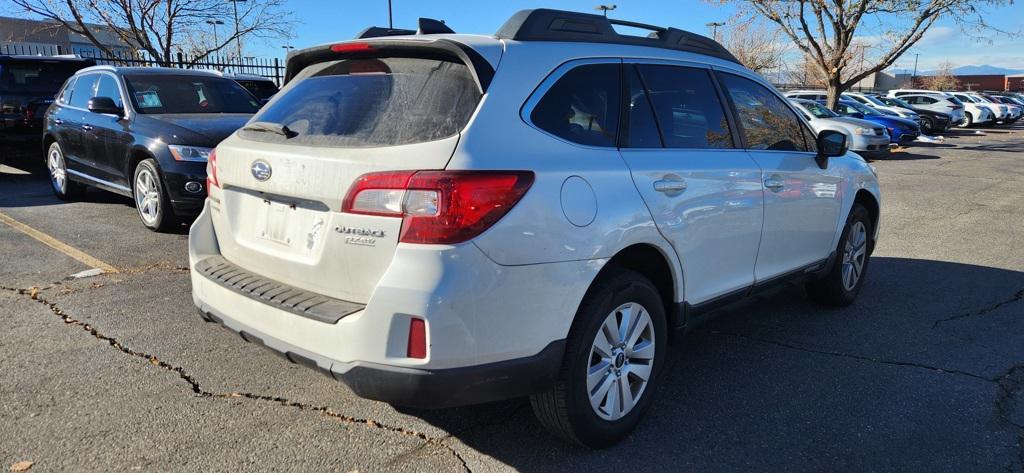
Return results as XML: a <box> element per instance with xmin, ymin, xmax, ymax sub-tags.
<box><xmin>242</xmin><ymin>57</ymin><xmax>481</xmax><ymax>148</ymax></box>
<box><xmin>123</xmin><ymin>74</ymin><xmax>260</xmax><ymax>114</ymax></box>
<box><xmin>236</xmin><ymin>79</ymin><xmax>279</xmax><ymax>100</ymax></box>
<box><xmin>0</xmin><ymin>61</ymin><xmax>84</xmax><ymax>93</ymax></box>
<box><xmin>530</xmin><ymin>63</ymin><xmax>620</xmax><ymax>147</ymax></box>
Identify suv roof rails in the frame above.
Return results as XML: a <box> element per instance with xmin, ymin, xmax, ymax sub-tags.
<box><xmin>495</xmin><ymin>8</ymin><xmax>740</xmax><ymax>65</ymax></box>
<box><xmin>356</xmin><ymin>17</ymin><xmax>454</xmax><ymax>39</ymax></box>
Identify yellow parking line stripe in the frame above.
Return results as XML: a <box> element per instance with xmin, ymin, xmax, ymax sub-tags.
<box><xmin>0</xmin><ymin>211</ymin><xmax>118</xmax><ymax>273</ymax></box>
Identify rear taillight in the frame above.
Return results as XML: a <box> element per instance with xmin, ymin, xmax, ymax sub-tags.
<box><xmin>342</xmin><ymin>170</ymin><xmax>535</xmax><ymax>244</ymax></box>
<box><xmin>206</xmin><ymin>149</ymin><xmax>219</xmax><ymax>193</ymax></box>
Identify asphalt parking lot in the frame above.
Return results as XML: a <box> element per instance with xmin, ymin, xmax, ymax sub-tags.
<box><xmin>2</xmin><ymin>125</ymin><xmax>1023</xmax><ymax>472</ymax></box>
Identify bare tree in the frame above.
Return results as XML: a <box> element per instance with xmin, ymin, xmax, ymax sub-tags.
<box><xmin>714</xmin><ymin>0</ymin><xmax>1010</xmax><ymax>109</ymax></box>
<box><xmin>10</xmin><ymin>0</ymin><xmax>294</xmax><ymax>65</ymax></box>
<box><xmin>720</xmin><ymin>20</ymin><xmax>789</xmax><ymax>74</ymax></box>
<box><xmin>921</xmin><ymin>61</ymin><xmax>960</xmax><ymax>90</ymax></box>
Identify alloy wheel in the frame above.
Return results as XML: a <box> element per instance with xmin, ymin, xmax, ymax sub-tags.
<box><xmin>587</xmin><ymin>302</ymin><xmax>656</xmax><ymax>421</ymax></box>
<box><xmin>842</xmin><ymin>221</ymin><xmax>868</xmax><ymax>291</ymax></box>
<box><xmin>135</xmin><ymin>168</ymin><xmax>161</xmax><ymax>226</ymax></box>
<box><xmin>48</xmin><ymin>146</ymin><xmax>67</xmax><ymax>195</ymax></box>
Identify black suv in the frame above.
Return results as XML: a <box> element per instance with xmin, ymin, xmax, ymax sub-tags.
<box><xmin>44</xmin><ymin>66</ymin><xmax>260</xmax><ymax>231</ymax></box>
<box><xmin>1</xmin><ymin>55</ymin><xmax>94</xmax><ymax>159</ymax></box>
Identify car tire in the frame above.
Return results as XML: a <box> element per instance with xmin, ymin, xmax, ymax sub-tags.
<box><xmin>920</xmin><ymin>116</ymin><xmax>934</xmax><ymax>134</ymax></box>
<box><xmin>133</xmin><ymin>158</ymin><xmax>178</xmax><ymax>232</ymax></box>
<box><xmin>530</xmin><ymin>269</ymin><xmax>667</xmax><ymax>448</ymax></box>
<box><xmin>959</xmin><ymin>112</ymin><xmax>973</xmax><ymax>128</ymax></box>
<box><xmin>807</xmin><ymin>203</ymin><xmax>872</xmax><ymax>307</ymax></box>
<box><xmin>46</xmin><ymin>142</ymin><xmax>84</xmax><ymax>200</ymax></box>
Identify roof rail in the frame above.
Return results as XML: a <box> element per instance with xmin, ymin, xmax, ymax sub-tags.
<box><xmin>495</xmin><ymin>8</ymin><xmax>740</xmax><ymax>65</ymax></box>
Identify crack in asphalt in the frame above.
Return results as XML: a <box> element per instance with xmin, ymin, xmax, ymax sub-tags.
<box><xmin>710</xmin><ymin>330</ymin><xmax>1024</xmax><ymax>470</ymax></box>
<box><xmin>2</xmin><ymin>285</ymin><xmax>472</xmax><ymax>472</ymax></box>
<box><xmin>932</xmin><ymin>288</ymin><xmax>1024</xmax><ymax>329</ymax></box>
<box><xmin>706</xmin><ymin>330</ymin><xmax>991</xmax><ymax>381</ymax></box>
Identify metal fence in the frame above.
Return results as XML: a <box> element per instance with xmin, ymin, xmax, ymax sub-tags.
<box><xmin>1</xmin><ymin>43</ymin><xmax>284</xmax><ymax>86</ymax></box>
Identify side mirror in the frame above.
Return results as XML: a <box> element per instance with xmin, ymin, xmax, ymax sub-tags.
<box><xmin>88</xmin><ymin>97</ymin><xmax>123</xmax><ymax>117</ymax></box>
<box><xmin>848</xmin><ymin>112</ymin><xmax>865</xmax><ymax>119</ymax></box>
<box><xmin>816</xmin><ymin>130</ymin><xmax>848</xmax><ymax>164</ymax></box>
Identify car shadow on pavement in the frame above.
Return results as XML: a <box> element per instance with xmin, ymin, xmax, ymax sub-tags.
<box><xmin>881</xmin><ymin>150</ymin><xmax>941</xmax><ymax>161</ymax></box>
<box><xmin>406</xmin><ymin>257</ymin><xmax>1024</xmax><ymax>472</ymax></box>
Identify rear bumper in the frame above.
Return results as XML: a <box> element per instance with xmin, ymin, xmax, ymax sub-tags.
<box><xmin>188</xmin><ymin>200</ymin><xmax>598</xmax><ymax>407</ymax></box>
<box><xmin>198</xmin><ymin>306</ymin><xmax>564</xmax><ymax>408</ymax></box>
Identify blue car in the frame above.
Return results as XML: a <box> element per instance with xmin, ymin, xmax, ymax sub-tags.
<box><xmin>820</xmin><ymin>99</ymin><xmax>921</xmax><ymax>143</ymax></box>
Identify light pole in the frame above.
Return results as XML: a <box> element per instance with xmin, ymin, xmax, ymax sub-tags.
<box><xmin>705</xmin><ymin>21</ymin><xmax>725</xmax><ymax>40</ymax></box>
<box><xmin>387</xmin><ymin>0</ymin><xmax>393</xmax><ymax>28</ymax></box>
<box><xmin>228</xmin><ymin>0</ymin><xmax>246</xmax><ymax>60</ymax></box>
<box><xmin>595</xmin><ymin>4</ymin><xmax>616</xmax><ymax>17</ymax></box>
<box><xmin>912</xmin><ymin>53</ymin><xmax>920</xmax><ymax>87</ymax></box>
<box><xmin>206</xmin><ymin>19</ymin><xmax>225</xmax><ymax>49</ymax></box>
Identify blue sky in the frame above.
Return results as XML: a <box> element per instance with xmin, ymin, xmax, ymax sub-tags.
<box><xmin>252</xmin><ymin>1</ymin><xmax>1024</xmax><ymax>71</ymax></box>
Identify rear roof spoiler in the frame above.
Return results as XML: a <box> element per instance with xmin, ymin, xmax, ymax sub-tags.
<box><xmin>495</xmin><ymin>8</ymin><xmax>740</xmax><ymax>65</ymax></box>
<box><xmin>284</xmin><ymin>38</ymin><xmax>494</xmax><ymax>93</ymax></box>
<box><xmin>356</xmin><ymin>18</ymin><xmax>455</xmax><ymax>39</ymax></box>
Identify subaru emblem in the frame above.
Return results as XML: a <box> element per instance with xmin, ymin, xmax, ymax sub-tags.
<box><xmin>251</xmin><ymin>160</ymin><xmax>272</xmax><ymax>181</ymax></box>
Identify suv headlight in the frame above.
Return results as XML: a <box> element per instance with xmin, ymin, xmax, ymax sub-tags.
<box><xmin>168</xmin><ymin>145</ymin><xmax>213</xmax><ymax>162</ymax></box>
<box><xmin>853</xmin><ymin>127</ymin><xmax>874</xmax><ymax>135</ymax></box>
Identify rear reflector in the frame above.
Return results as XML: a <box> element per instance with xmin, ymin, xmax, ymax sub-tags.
<box><xmin>342</xmin><ymin>170</ymin><xmax>535</xmax><ymax>244</ymax></box>
<box><xmin>407</xmin><ymin>318</ymin><xmax>427</xmax><ymax>359</ymax></box>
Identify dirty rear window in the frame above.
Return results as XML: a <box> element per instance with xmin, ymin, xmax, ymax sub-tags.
<box><xmin>241</xmin><ymin>56</ymin><xmax>481</xmax><ymax>147</ymax></box>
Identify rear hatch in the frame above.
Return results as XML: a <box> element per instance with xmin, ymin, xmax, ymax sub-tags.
<box><xmin>208</xmin><ymin>40</ymin><xmax>494</xmax><ymax>304</ymax></box>
<box><xmin>0</xmin><ymin>58</ymin><xmax>88</xmax><ymax>135</ymax></box>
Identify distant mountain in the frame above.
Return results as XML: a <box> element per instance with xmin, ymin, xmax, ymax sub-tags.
<box><xmin>888</xmin><ymin>64</ymin><xmax>1024</xmax><ymax>76</ymax></box>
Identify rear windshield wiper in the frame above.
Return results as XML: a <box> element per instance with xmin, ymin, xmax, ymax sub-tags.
<box><xmin>242</xmin><ymin>121</ymin><xmax>297</xmax><ymax>138</ymax></box>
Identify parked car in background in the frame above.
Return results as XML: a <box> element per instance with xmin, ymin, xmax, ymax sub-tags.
<box><xmin>842</xmin><ymin>91</ymin><xmax>921</xmax><ymax>121</ymax></box>
<box><xmin>957</xmin><ymin>92</ymin><xmax>1012</xmax><ymax>124</ymax></box>
<box><xmin>190</xmin><ymin>9</ymin><xmax>880</xmax><ymax>448</ymax></box>
<box><xmin>896</xmin><ymin>94</ymin><xmax>965</xmax><ymax>126</ymax></box>
<box><xmin>876</xmin><ymin>95</ymin><xmax>956</xmax><ymax>132</ymax></box>
<box><xmin>44</xmin><ymin>66</ymin><xmax>260</xmax><ymax>231</ymax></box>
<box><xmin>784</xmin><ymin>90</ymin><xmax>920</xmax><ymax>121</ymax></box>
<box><xmin>220</xmin><ymin>72</ymin><xmax>279</xmax><ymax>104</ymax></box>
<box><xmin>943</xmin><ymin>92</ymin><xmax>997</xmax><ymax>127</ymax></box>
<box><xmin>1</xmin><ymin>55</ymin><xmax>94</xmax><ymax>159</ymax></box>
<box><xmin>790</xmin><ymin>98</ymin><xmax>890</xmax><ymax>158</ymax></box>
<box><xmin>983</xmin><ymin>94</ymin><xmax>1022</xmax><ymax>122</ymax></box>
<box><xmin>826</xmin><ymin>99</ymin><xmax>921</xmax><ymax>142</ymax></box>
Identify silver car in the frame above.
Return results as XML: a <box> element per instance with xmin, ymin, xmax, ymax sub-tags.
<box><xmin>790</xmin><ymin>99</ymin><xmax>890</xmax><ymax>158</ymax></box>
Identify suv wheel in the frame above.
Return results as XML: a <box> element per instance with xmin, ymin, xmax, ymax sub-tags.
<box><xmin>530</xmin><ymin>269</ymin><xmax>667</xmax><ymax>448</ymax></box>
<box><xmin>133</xmin><ymin>159</ymin><xmax>177</xmax><ymax>232</ymax></box>
<box><xmin>959</xmin><ymin>112</ymin><xmax>973</xmax><ymax>128</ymax></box>
<box><xmin>807</xmin><ymin>203</ymin><xmax>872</xmax><ymax>306</ymax></box>
<box><xmin>46</xmin><ymin>142</ymin><xmax>83</xmax><ymax>200</ymax></box>
<box><xmin>920</xmin><ymin>116</ymin><xmax>934</xmax><ymax>133</ymax></box>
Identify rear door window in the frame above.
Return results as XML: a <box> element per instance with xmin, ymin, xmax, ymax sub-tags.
<box><xmin>531</xmin><ymin>63</ymin><xmax>620</xmax><ymax>147</ymax></box>
<box><xmin>717</xmin><ymin>73</ymin><xmax>810</xmax><ymax>152</ymax></box>
<box><xmin>68</xmin><ymin>74</ymin><xmax>98</xmax><ymax>108</ymax></box>
<box><xmin>245</xmin><ymin>57</ymin><xmax>481</xmax><ymax>148</ymax></box>
<box><xmin>623</xmin><ymin>66</ymin><xmax>662</xmax><ymax>148</ymax></box>
<box><xmin>635</xmin><ymin>64</ymin><xmax>733</xmax><ymax>149</ymax></box>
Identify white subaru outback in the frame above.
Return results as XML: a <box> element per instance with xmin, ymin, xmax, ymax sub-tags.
<box><xmin>190</xmin><ymin>9</ymin><xmax>881</xmax><ymax>447</ymax></box>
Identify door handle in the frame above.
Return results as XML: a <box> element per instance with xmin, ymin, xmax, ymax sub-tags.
<box><xmin>764</xmin><ymin>175</ymin><xmax>785</xmax><ymax>192</ymax></box>
<box><xmin>82</xmin><ymin>124</ymin><xmax>94</xmax><ymax>131</ymax></box>
<box><xmin>653</xmin><ymin>178</ymin><xmax>687</xmax><ymax>194</ymax></box>
<box><xmin>53</xmin><ymin>118</ymin><xmax>64</xmax><ymax>125</ymax></box>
